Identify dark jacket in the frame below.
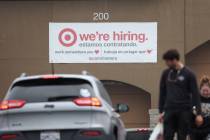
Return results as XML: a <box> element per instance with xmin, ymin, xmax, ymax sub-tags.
<box><xmin>159</xmin><ymin>67</ymin><xmax>201</xmax><ymax>114</ymax></box>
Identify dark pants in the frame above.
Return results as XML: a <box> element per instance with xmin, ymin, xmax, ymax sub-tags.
<box><xmin>190</xmin><ymin>116</ymin><xmax>210</xmax><ymax>140</ymax></box>
<box><xmin>164</xmin><ymin>110</ymin><xmax>192</xmax><ymax>140</ymax></box>
<box><xmin>190</xmin><ymin>133</ymin><xmax>207</xmax><ymax>140</ymax></box>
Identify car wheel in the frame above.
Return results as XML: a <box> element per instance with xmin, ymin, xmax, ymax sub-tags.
<box><xmin>111</xmin><ymin>132</ymin><xmax>117</xmax><ymax>140</ymax></box>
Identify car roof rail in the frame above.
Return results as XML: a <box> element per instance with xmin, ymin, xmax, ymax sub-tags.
<box><xmin>19</xmin><ymin>73</ymin><xmax>27</xmax><ymax>77</ymax></box>
<box><xmin>82</xmin><ymin>70</ymin><xmax>91</xmax><ymax>75</ymax></box>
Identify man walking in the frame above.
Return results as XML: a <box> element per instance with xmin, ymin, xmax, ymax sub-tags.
<box><xmin>159</xmin><ymin>49</ymin><xmax>203</xmax><ymax>140</ymax></box>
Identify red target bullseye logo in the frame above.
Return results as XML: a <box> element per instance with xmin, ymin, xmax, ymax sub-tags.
<box><xmin>58</xmin><ymin>28</ymin><xmax>77</xmax><ymax>47</ymax></box>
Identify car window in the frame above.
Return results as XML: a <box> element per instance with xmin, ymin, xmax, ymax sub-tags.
<box><xmin>97</xmin><ymin>81</ymin><xmax>113</xmax><ymax>106</ymax></box>
<box><xmin>6</xmin><ymin>78</ymin><xmax>94</xmax><ymax>103</ymax></box>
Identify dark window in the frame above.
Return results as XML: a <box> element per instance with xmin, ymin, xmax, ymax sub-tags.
<box><xmin>6</xmin><ymin>78</ymin><xmax>94</xmax><ymax>103</ymax></box>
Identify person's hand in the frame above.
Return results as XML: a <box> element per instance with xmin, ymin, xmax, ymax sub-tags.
<box><xmin>159</xmin><ymin>113</ymin><xmax>164</xmax><ymax>123</ymax></box>
<box><xmin>195</xmin><ymin>115</ymin><xmax>203</xmax><ymax>127</ymax></box>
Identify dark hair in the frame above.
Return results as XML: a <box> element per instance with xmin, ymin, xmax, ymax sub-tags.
<box><xmin>163</xmin><ymin>49</ymin><xmax>180</xmax><ymax>61</ymax></box>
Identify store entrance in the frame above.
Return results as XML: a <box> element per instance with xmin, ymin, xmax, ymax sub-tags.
<box><xmin>102</xmin><ymin>80</ymin><xmax>151</xmax><ymax>128</ymax></box>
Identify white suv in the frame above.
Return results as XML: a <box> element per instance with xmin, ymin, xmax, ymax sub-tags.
<box><xmin>0</xmin><ymin>74</ymin><xmax>129</xmax><ymax>140</ymax></box>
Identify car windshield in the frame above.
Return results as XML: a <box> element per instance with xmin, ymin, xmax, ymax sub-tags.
<box><xmin>6</xmin><ymin>78</ymin><xmax>94</xmax><ymax>103</ymax></box>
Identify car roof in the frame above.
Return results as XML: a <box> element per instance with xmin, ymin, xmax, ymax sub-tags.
<box><xmin>13</xmin><ymin>74</ymin><xmax>99</xmax><ymax>84</ymax></box>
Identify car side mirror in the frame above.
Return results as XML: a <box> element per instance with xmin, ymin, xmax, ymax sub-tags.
<box><xmin>115</xmin><ymin>103</ymin><xmax>129</xmax><ymax>113</ymax></box>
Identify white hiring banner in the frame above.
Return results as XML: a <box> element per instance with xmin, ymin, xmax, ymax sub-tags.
<box><xmin>49</xmin><ymin>22</ymin><xmax>157</xmax><ymax>63</ymax></box>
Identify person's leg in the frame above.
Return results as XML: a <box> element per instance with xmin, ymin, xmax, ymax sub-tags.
<box><xmin>177</xmin><ymin>110</ymin><xmax>192</xmax><ymax>140</ymax></box>
<box><xmin>164</xmin><ymin>111</ymin><xmax>177</xmax><ymax>140</ymax></box>
<box><xmin>190</xmin><ymin>133</ymin><xmax>201</xmax><ymax>140</ymax></box>
<box><xmin>190</xmin><ymin>127</ymin><xmax>207</xmax><ymax>140</ymax></box>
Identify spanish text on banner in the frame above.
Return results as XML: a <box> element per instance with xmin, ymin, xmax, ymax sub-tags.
<box><xmin>49</xmin><ymin>22</ymin><xmax>157</xmax><ymax>63</ymax></box>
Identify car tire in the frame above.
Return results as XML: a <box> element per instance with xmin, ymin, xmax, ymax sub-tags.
<box><xmin>111</xmin><ymin>132</ymin><xmax>117</xmax><ymax>140</ymax></box>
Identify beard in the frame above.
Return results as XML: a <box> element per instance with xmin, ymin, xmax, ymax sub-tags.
<box><xmin>169</xmin><ymin>65</ymin><xmax>177</xmax><ymax>70</ymax></box>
